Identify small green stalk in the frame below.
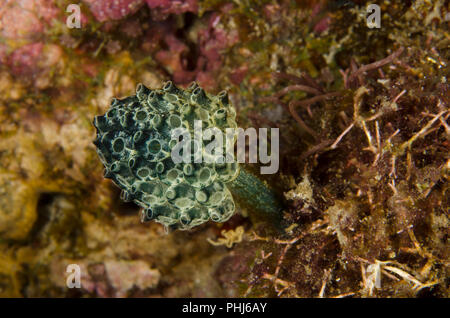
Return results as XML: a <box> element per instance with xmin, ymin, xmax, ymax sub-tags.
<box><xmin>228</xmin><ymin>167</ymin><xmax>284</xmax><ymax>228</ymax></box>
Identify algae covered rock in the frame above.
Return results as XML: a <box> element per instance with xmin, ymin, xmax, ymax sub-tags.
<box><xmin>0</xmin><ymin>175</ymin><xmax>40</xmax><ymax>240</ymax></box>
<box><xmin>93</xmin><ymin>81</ymin><xmax>239</xmax><ymax>230</ymax></box>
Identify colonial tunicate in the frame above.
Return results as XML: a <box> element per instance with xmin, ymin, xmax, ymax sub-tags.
<box><xmin>93</xmin><ymin>81</ymin><xmax>240</xmax><ymax>230</ymax></box>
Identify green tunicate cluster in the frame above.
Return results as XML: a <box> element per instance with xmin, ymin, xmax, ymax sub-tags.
<box><xmin>93</xmin><ymin>81</ymin><xmax>240</xmax><ymax>230</ymax></box>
